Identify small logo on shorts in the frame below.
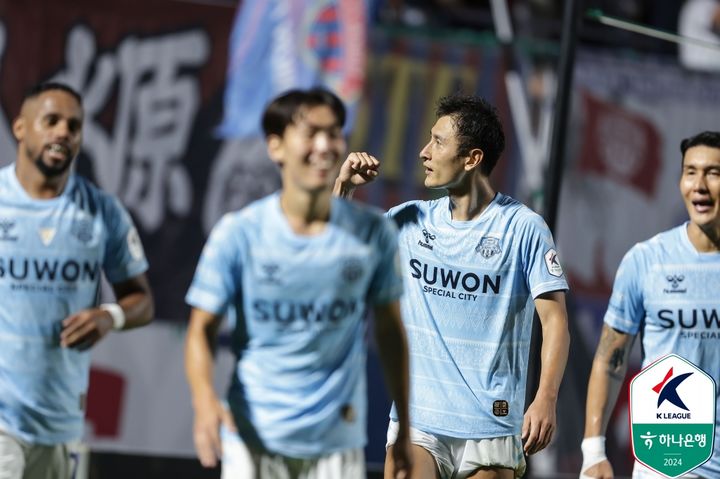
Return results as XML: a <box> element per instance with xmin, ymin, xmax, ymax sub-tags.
<box><xmin>493</xmin><ymin>400</ymin><xmax>509</xmax><ymax>417</ymax></box>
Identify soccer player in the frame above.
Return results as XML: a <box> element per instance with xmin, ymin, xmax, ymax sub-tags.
<box><xmin>184</xmin><ymin>88</ymin><xmax>413</xmax><ymax>479</ymax></box>
<box><xmin>0</xmin><ymin>82</ymin><xmax>154</xmax><ymax>478</ymax></box>
<box><xmin>335</xmin><ymin>93</ymin><xmax>570</xmax><ymax>479</ymax></box>
<box><xmin>580</xmin><ymin>131</ymin><xmax>720</xmax><ymax>479</ymax></box>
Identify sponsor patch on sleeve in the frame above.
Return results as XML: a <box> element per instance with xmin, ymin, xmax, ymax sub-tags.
<box><xmin>544</xmin><ymin>249</ymin><xmax>563</xmax><ymax>277</ymax></box>
<box><xmin>127</xmin><ymin>227</ymin><xmax>146</xmax><ymax>261</ymax></box>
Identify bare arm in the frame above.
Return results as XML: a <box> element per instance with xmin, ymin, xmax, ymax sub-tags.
<box><xmin>60</xmin><ymin>273</ymin><xmax>154</xmax><ymax>348</ymax></box>
<box><xmin>185</xmin><ymin>307</ymin><xmax>236</xmax><ymax>468</ymax></box>
<box><xmin>580</xmin><ymin>324</ymin><xmax>634</xmax><ymax>478</ymax></box>
<box><xmin>585</xmin><ymin>324</ymin><xmax>633</xmax><ymax>436</ymax></box>
<box><xmin>374</xmin><ymin>300</ymin><xmax>413</xmax><ymax>479</ymax></box>
<box><xmin>523</xmin><ymin>290</ymin><xmax>570</xmax><ymax>455</ymax></box>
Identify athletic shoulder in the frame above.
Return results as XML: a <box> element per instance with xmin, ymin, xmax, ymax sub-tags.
<box><xmin>0</xmin><ymin>164</ymin><xmax>14</xmax><ymax>198</ymax></box>
<box><xmin>494</xmin><ymin>193</ymin><xmax>550</xmax><ymax>232</ymax></box>
<box><xmin>624</xmin><ymin>224</ymin><xmax>685</xmax><ymax>264</ymax></box>
<box><xmin>210</xmin><ymin>194</ymin><xmax>275</xmax><ymax>237</ymax></box>
<box><xmin>336</xmin><ymin>196</ymin><xmax>387</xmax><ymax>221</ymax></box>
<box><xmin>333</xmin><ymin>197</ymin><xmax>397</xmax><ymax>243</ymax></box>
<box><xmin>386</xmin><ymin>197</ymin><xmax>441</xmax><ymax>228</ymax></box>
<box><xmin>69</xmin><ymin>174</ymin><xmax>128</xmax><ymax>220</ymax></box>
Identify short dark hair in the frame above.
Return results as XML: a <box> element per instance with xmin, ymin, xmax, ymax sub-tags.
<box><xmin>436</xmin><ymin>93</ymin><xmax>505</xmax><ymax>176</ymax></box>
<box><xmin>261</xmin><ymin>87</ymin><xmax>346</xmax><ymax>138</ymax></box>
<box><xmin>24</xmin><ymin>82</ymin><xmax>82</xmax><ymax>106</ymax></box>
<box><xmin>435</xmin><ymin>93</ymin><xmax>505</xmax><ymax>175</ymax></box>
<box><xmin>680</xmin><ymin>131</ymin><xmax>720</xmax><ymax>164</ymax></box>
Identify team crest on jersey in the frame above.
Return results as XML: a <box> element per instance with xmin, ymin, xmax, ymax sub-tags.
<box><xmin>0</xmin><ymin>219</ymin><xmax>18</xmax><ymax>241</ymax></box>
<box><xmin>544</xmin><ymin>249</ymin><xmax>563</xmax><ymax>277</ymax></box>
<box><xmin>475</xmin><ymin>236</ymin><xmax>501</xmax><ymax>259</ymax></box>
<box><xmin>342</xmin><ymin>258</ymin><xmax>364</xmax><ymax>283</ymax></box>
<box><xmin>71</xmin><ymin>217</ymin><xmax>94</xmax><ymax>244</ymax></box>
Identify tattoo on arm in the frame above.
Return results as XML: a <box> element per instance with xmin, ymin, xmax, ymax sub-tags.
<box><xmin>596</xmin><ymin>327</ymin><xmax>617</xmax><ymax>357</ymax></box>
<box><xmin>596</xmin><ymin>327</ymin><xmax>629</xmax><ymax>380</ymax></box>
<box><xmin>608</xmin><ymin>348</ymin><xmax>626</xmax><ymax>380</ymax></box>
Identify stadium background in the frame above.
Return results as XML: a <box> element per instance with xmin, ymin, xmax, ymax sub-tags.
<box><xmin>0</xmin><ymin>0</ymin><xmax>717</xmax><ymax>477</ymax></box>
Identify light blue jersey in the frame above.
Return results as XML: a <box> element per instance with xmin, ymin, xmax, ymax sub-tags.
<box><xmin>387</xmin><ymin>193</ymin><xmax>568</xmax><ymax>438</ymax></box>
<box><xmin>0</xmin><ymin>164</ymin><xmax>148</xmax><ymax>445</ymax></box>
<box><xmin>604</xmin><ymin>224</ymin><xmax>720</xmax><ymax>478</ymax></box>
<box><xmin>186</xmin><ymin>193</ymin><xmax>402</xmax><ymax>458</ymax></box>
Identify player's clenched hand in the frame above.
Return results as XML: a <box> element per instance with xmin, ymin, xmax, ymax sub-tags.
<box><xmin>337</xmin><ymin>152</ymin><xmax>380</xmax><ymax>188</ymax></box>
<box><xmin>521</xmin><ymin>395</ymin><xmax>556</xmax><ymax>455</ymax></box>
<box><xmin>193</xmin><ymin>397</ymin><xmax>237</xmax><ymax>468</ymax></box>
<box><xmin>60</xmin><ymin>308</ymin><xmax>113</xmax><ymax>349</ymax></box>
<box><xmin>391</xmin><ymin>434</ymin><xmax>413</xmax><ymax>479</ymax></box>
<box><xmin>580</xmin><ymin>459</ymin><xmax>614</xmax><ymax>479</ymax></box>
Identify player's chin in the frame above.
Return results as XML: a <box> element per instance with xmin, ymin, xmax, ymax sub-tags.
<box><xmin>37</xmin><ymin>156</ymin><xmax>72</xmax><ymax>177</ymax></box>
<box><xmin>423</xmin><ymin>177</ymin><xmax>438</xmax><ymax>189</ymax></box>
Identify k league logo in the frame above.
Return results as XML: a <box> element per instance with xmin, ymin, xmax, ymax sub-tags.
<box><xmin>653</xmin><ymin>367</ymin><xmax>692</xmax><ymax>412</ymax></box>
<box><xmin>629</xmin><ymin>354</ymin><xmax>715</xmax><ymax>478</ymax></box>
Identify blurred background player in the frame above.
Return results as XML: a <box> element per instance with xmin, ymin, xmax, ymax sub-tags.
<box><xmin>0</xmin><ymin>82</ymin><xmax>154</xmax><ymax>479</ymax></box>
<box><xmin>336</xmin><ymin>93</ymin><xmax>570</xmax><ymax>479</ymax></box>
<box><xmin>184</xmin><ymin>87</ymin><xmax>413</xmax><ymax>479</ymax></box>
<box><xmin>581</xmin><ymin>131</ymin><xmax>720</xmax><ymax>479</ymax></box>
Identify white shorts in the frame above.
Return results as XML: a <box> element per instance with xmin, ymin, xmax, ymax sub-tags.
<box><xmin>0</xmin><ymin>429</ymin><xmax>73</xmax><ymax>479</ymax></box>
<box><xmin>221</xmin><ymin>431</ymin><xmax>365</xmax><ymax>479</ymax></box>
<box><xmin>386</xmin><ymin>420</ymin><xmax>526</xmax><ymax>479</ymax></box>
<box><xmin>632</xmin><ymin>461</ymin><xmax>703</xmax><ymax>479</ymax></box>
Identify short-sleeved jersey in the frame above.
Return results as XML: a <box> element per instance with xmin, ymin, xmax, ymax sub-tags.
<box><xmin>0</xmin><ymin>164</ymin><xmax>148</xmax><ymax>445</ymax></box>
<box><xmin>604</xmin><ymin>224</ymin><xmax>720</xmax><ymax>478</ymax></box>
<box><xmin>186</xmin><ymin>192</ymin><xmax>402</xmax><ymax>458</ymax></box>
<box><xmin>387</xmin><ymin>193</ymin><xmax>568</xmax><ymax>438</ymax></box>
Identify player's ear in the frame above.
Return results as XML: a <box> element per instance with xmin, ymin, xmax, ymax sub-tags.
<box><xmin>464</xmin><ymin>147</ymin><xmax>483</xmax><ymax>171</ymax></box>
<box><xmin>12</xmin><ymin>116</ymin><xmax>25</xmax><ymax>142</ymax></box>
<box><xmin>266</xmin><ymin>134</ymin><xmax>284</xmax><ymax>166</ymax></box>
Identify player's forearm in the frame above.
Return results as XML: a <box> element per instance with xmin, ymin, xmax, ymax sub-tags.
<box><xmin>110</xmin><ymin>274</ymin><xmax>154</xmax><ymax>330</ymax></box>
<box><xmin>536</xmin><ymin>313</ymin><xmax>570</xmax><ymax>401</ymax></box>
<box><xmin>115</xmin><ymin>290</ymin><xmax>154</xmax><ymax>329</ymax></box>
<box><xmin>584</xmin><ymin>325</ymin><xmax>632</xmax><ymax>437</ymax></box>
<box><xmin>185</xmin><ymin>318</ymin><xmax>220</xmax><ymax>409</ymax></box>
<box><xmin>332</xmin><ymin>177</ymin><xmax>355</xmax><ymax>199</ymax></box>
<box><xmin>374</xmin><ymin>303</ymin><xmax>411</xmax><ymax>435</ymax></box>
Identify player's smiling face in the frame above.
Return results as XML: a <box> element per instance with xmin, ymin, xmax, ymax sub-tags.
<box><xmin>14</xmin><ymin>90</ymin><xmax>83</xmax><ymax>178</ymax></box>
<box><xmin>419</xmin><ymin>115</ymin><xmax>470</xmax><ymax>190</ymax></box>
<box><xmin>269</xmin><ymin>104</ymin><xmax>346</xmax><ymax>193</ymax></box>
<box><xmin>680</xmin><ymin>145</ymin><xmax>720</xmax><ymax>231</ymax></box>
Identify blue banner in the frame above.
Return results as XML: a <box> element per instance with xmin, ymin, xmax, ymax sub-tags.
<box><xmin>218</xmin><ymin>0</ymin><xmax>368</xmax><ymax>138</ymax></box>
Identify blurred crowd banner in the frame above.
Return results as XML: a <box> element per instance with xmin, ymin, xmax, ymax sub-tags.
<box><xmin>217</xmin><ymin>0</ymin><xmax>368</xmax><ymax>138</ymax></box>
<box><xmin>2</xmin><ymin>0</ymin><xmax>720</xmax><ymax>473</ymax></box>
